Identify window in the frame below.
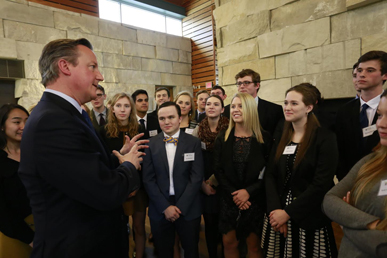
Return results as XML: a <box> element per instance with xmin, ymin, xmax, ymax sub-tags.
<box><xmin>99</xmin><ymin>0</ymin><xmax>183</xmax><ymax>36</ymax></box>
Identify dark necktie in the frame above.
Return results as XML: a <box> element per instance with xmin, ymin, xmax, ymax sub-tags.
<box><xmin>360</xmin><ymin>103</ymin><xmax>369</xmax><ymax>129</ymax></box>
<box><xmin>163</xmin><ymin>136</ymin><xmax>178</xmax><ymax>146</ymax></box>
<box><xmin>99</xmin><ymin>113</ymin><xmax>106</xmax><ymax>126</ymax></box>
<box><xmin>82</xmin><ymin>110</ymin><xmax>94</xmax><ymax>130</ymax></box>
<box><xmin>139</xmin><ymin>118</ymin><xmax>145</xmax><ymax>129</ymax></box>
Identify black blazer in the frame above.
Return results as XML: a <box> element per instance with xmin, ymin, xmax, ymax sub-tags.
<box><xmin>223</xmin><ymin>97</ymin><xmax>284</xmax><ymax>136</ymax></box>
<box><xmin>142</xmin><ymin>131</ymin><xmax>204</xmax><ymax>221</ymax></box>
<box><xmin>265</xmin><ymin>127</ymin><xmax>338</xmax><ymax>230</ymax></box>
<box><xmin>90</xmin><ymin>107</ymin><xmax>109</xmax><ymax>131</ymax></box>
<box><xmin>19</xmin><ymin>92</ymin><xmax>140</xmax><ymax>258</ymax></box>
<box><xmin>213</xmin><ymin>129</ymin><xmax>271</xmax><ymax>204</ymax></box>
<box><xmin>143</xmin><ymin>114</ymin><xmax>162</xmax><ymax>139</ymax></box>
<box><xmin>335</xmin><ymin>98</ymin><xmax>380</xmax><ymax>180</ymax></box>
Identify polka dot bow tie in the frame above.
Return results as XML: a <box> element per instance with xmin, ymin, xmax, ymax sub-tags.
<box><xmin>163</xmin><ymin>136</ymin><xmax>178</xmax><ymax>146</ymax></box>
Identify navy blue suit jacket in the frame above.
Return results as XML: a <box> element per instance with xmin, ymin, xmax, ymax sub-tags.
<box><xmin>142</xmin><ymin>131</ymin><xmax>204</xmax><ymax>221</ymax></box>
<box><xmin>19</xmin><ymin>92</ymin><xmax>140</xmax><ymax>258</ymax></box>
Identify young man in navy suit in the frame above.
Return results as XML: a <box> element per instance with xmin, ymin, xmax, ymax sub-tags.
<box><xmin>336</xmin><ymin>51</ymin><xmax>387</xmax><ymax>180</ymax></box>
<box><xmin>143</xmin><ymin>102</ymin><xmax>204</xmax><ymax>258</ymax></box>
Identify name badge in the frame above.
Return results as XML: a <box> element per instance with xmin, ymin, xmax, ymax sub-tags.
<box><xmin>258</xmin><ymin>167</ymin><xmax>265</xmax><ymax>179</ymax></box>
<box><xmin>363</xmin><ymin>124</ymin><xmax>377</xmax><ymax>137</ymax></box>
<box><xmin>185</xmin><ymin>128</ymin><xmax>194</xmax><ymax>134</ymax></box>
<box><xmin>283</xmin><ymin>145</ymin><xmax>297</xmax><ymax>155</ymax></box>
<box><xmin>149</xmin><ymin>130</ymin><xmax>158</xmax><ymax>137</ymax></box>
<box><xmin>377</xmin><ymin>179</ymin><xmax>387</xmax><ymax>196</ymax></box>
<box><xmin>201</xmin><ymin>142</ymin><xmax>206</xmax><ymax>150</ymax></box>
<box><xmin>184</xmin><ymin>153</ymin><xmax>195</xmax><ymax>162</ymax></box>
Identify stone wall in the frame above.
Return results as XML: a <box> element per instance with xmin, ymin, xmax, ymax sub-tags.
<box><xmin>0</xmin><ymin>0</ymin><xmax>192</xmax><ymax>109</ymax></box>
<box><xmin>213</xmin><ymin>0</ymin><xmax>387</xmax><ymax>105</ymax></box>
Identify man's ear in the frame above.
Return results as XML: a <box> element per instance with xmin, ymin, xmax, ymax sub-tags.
<box><xmin>57</xmin><ymin>59</ymin><xmax>71</xmax><ymax>76</ymax></box>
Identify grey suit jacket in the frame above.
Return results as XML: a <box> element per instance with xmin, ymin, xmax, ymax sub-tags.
<box><xmin>142</xmin><ymin>131</ymin><xmax>204</xmax><ymax>221</ymax></box>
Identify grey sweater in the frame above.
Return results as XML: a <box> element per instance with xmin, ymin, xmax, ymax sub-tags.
<box><xmin>323</xmin><ymin>154</ymin><xmax>387</xmax><ymax>258</ymax></box>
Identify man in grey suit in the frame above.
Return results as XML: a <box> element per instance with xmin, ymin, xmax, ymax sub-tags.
<box><xmin>142</xmin><ymin>102</ymin><xmax>204</xmax><ymax>258</ymax></box>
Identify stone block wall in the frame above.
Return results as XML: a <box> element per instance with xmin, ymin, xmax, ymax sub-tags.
<box><xmin>213</xmin><ymin>0</ymin><xmax>387</xmax><ymax>105</ymax></box>
<box><xmin>0</xmin><ymin>0</ymin><xmax>192</xmax><ymax>109</ymax></box>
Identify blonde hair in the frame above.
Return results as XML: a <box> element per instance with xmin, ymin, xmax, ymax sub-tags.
<box><xmin>174</xmin><ymin>91</ymin><xmax>195</xmax><ymax>121</ymax></box>
<box><xmin>224</xmin><ymin>92</ymin><xmax>264</xmax><ymax>143</ymax></box>
<box><xmin>350</xmin><ymin>144</ymin><xmax>387</xmax><ymax>230</ymax></box>
<box><xmin>105</xmin><ymin>93</ymin><xmax>138</xmax><ymax>138</ymax></box>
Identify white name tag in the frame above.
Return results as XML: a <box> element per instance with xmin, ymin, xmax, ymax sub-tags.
<box><xmin>149</xmin><ymin>130</ymin><xmax>158</xmax><ymax>137</ymax></box>
<box><xmin>363</xmin><ymin>124</ymin><xmax>377</xmax><ymax>137</ymax></box>
<box><xmin>258</xmin><ymin>167</ymin><xmax>265</xmax><ymax>179</ymax></box>
<box><xmin>283</xmin><ymin>145</ymin><xmax>297</xmax><ymax>155</ymax></box>
<box><xmin>184</xmin><ymin>153</ymin><xmax>195</xmax><ymax>162</ymax></box>
<box><xmin>201</xmin><ymin>142</ymin><xmax>206</xmax><ymax>150</ymax></box>
<box><xmin>377</xmin><ymin>179</ymin><xmax>387</xmax><ymax>196</ymax></box>
<box><xmin>185</xmin><ymin>128</ymin><xmax>194</xmax><ymax>134</ymax></box>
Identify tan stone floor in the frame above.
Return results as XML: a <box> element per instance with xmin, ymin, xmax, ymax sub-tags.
<box><xmin>128</xmin><ymin>212</ymin><xmax>344</xmax><ymax>258</ymax></box>
<box><xmin>128</xmin><ymin>213</ymin><xmax>212</xmax><ymax>258</ymax></box>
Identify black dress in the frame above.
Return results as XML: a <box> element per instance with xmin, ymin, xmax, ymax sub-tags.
<box><xmin>0</xmin><ymin>149</ymin><xmax>34</xmax><ymax>257</ymax></box>
<box><xmin>218</xmin><ymin>137</ymin><xmax>265</xmax><ymax>240</ymax></box>
<box><xmin>0</xmin><ymin>149</ymin><xmax>33</xmax><ymax>243</ymax></box>
<box><xmin>262</xmin><ymin>142</ymin><xmax>337</xmax><ymax>258</ymax></box>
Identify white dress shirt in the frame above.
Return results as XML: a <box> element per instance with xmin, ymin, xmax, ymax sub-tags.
<box><xmin>93</xmin><ymin>108</ymin><xmax>107</xmax><ymax>125</ymax></box>
<box><xmin>360</xmin><ymin>94</ymin><xmax>381</xmax><ymax>126</ymax></box>
<box><xmin>45</xmin><ymin>89</ymin><xmax>82</xmax><ymax>113</ymax></box>
<box><xmin>136</xmin><ymin>114</ymin><xmax>148</xmax><ymax>129</ymax></box>
<box><xmin>164</xmin><ymin>130</ymin><xmax>180</xmax><ymax>196</ymax></box>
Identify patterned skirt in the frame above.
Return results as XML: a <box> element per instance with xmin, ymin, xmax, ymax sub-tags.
<box><xmin>261</xmin><ymin>191</ymin><xmax>337</xmax><ymax>258</ymax></box>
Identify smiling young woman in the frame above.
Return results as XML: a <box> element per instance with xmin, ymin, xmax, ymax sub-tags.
<box><xmin>213</xmin><ymin>92</ymin><xmax>269</xmax><ymax>258</ymax></box>
<box><xmin>0</xmin><ymin>104</ymin><xmax>34</xmax><ymax>258</ymax></box>
<box><xmin>263</xmin><ymin>83</ymin><xmax>338</xmax><ymax>258</ymax></box>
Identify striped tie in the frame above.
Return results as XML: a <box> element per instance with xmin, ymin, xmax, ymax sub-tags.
<box><xmin>163</xmin><ymin>136</ymin><xmax>178</xmax><ymax>146</ymax></box>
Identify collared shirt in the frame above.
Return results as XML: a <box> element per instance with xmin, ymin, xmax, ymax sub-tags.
<box><xmin>45</xmin><ymin>89</ymin><xmax>82</xmax><ymax>113</ymax></box>
<box><xmin>255</xmin><ymin>96</ymin><xmax>259</xmax><ymax>106</ymax></box>
<box><xmin>197</xmin><ymin>109</ymin><xmax>205</xmax><ymax>116</ymax></box>
<box><xmin>136</xmin><ymin>114</ymin><xmax>148</xmax><ymax>129</ymax></box>
<box><xmin>93</xmin><ymin>108</ymin><xmax>107</xmax><ymax>125</ymax></box>
<box><xmin>360</xmin><ymin>94</ymin><xmax>381</xmax><ymax>126</ymax></box>
<box><xmin>164</xmin><ymin>130</ymin><xmax>180</xmax><ymax>196</ymax></box>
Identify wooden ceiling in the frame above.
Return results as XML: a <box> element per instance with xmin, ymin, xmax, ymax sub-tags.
<box><xmin>162</xmin><ymin>0</ymin><xmax>190</xmax><ymax>8</ymax></box>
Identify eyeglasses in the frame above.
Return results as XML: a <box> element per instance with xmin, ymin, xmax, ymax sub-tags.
<box><xmin>96</xmin><ymin>93</ymin><xmax>104</xmax><ymax>98</ymax></box>
<box><xmin>236</xmin><ymin>81</ymin><xmax>253</xmax><ymax>87</ymax></box>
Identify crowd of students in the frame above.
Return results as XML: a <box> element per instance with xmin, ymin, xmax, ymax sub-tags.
<box><xmin>0</xmin><ymin>37</ymin><xmax>387</xmax><ymax>258</ymax></box>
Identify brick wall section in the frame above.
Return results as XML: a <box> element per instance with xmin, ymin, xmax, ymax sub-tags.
<box><xmin>213</xmin><ymin>0</ymin><xmax>387</xmax><ymax>105</ymax></box>
<box><xmin>0</xmin><ymin>0</ymin><xmax>192</xmax><ymax>109</ymax></box>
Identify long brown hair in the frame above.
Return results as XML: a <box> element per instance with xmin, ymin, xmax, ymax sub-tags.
<box><xmin>105</xmin><ymin>93</ymin><xmax>138</xmax><ymax>138</ymax></box>
<box><xmin>350</xmin><ymin>90</ymin><xmax>387</xmax><ymax>230</ymax></box>
<box><xmin>274</xmin><ymin>83</ymin><xmax>321</xmax><ymax>169</ymax></box>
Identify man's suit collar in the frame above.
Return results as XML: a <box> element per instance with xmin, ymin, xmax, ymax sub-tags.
<box><xmin>45</xmin><ymin>89</ymin><xmax>82</xmax><ymax>113</ymax></box>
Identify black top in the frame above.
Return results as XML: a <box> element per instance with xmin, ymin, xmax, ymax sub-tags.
<box><xmin>0</xmin><ymin>149</ymin><xmax>34</xmax><ymax>244</ymax></box>
<box><xmin>266</xmin><ymin>127</ymin><xmax>338</xmax><ymax>230</ymax></box>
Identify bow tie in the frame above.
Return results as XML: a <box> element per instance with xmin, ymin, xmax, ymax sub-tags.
<box><xmin>164</xmin><ymin>136</ymin><xmax>178</xmax><ymax>146</ymax></box>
